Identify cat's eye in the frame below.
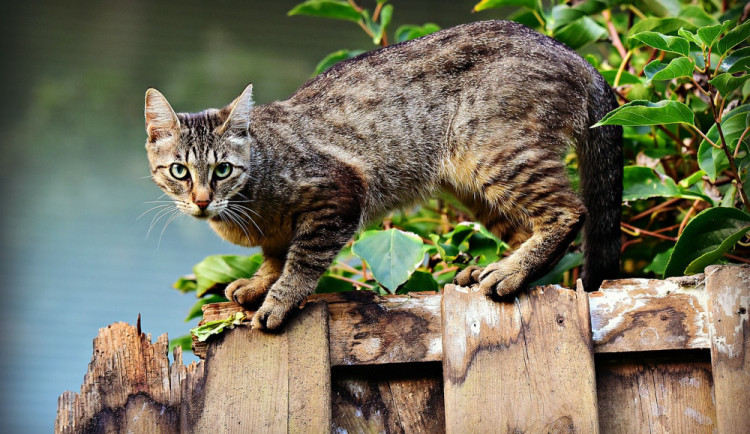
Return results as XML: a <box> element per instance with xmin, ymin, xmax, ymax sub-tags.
<box><xmin>214</xmin><ymin>163</ymin><xmax>232</xmax><ymax>179</ymax></box>
<box><xmin>170</xmin><ymin>163</ymin><xmax>189</xmax><ymax>180</ymax></box>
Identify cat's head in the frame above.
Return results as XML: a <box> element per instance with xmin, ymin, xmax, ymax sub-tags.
<box><xmin>144</xmin><ymin>85</ymin><xmax>254</xmax><ymax>220</ymax></box>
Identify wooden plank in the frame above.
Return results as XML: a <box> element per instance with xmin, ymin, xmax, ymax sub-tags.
<box><xmin>331</xmin><ymin>363</ymin><xmax>444</xmax><ymax>433</ymax></box>
<box><xmin>590</xmin><ymin>277</ymin><xmax>709</xmax><ymax>353</ymax></box>
<box><xmin>55</xmin><ymin>322</ymin><xmax>197</xmax><ymax>434</ymax></box>
<box><xmin>184</xmin><ymin>300</ymin><xmax>330</xmax><ymax>433</ymax></box>
<box><xmin>706</xmin><ymin>264</ymin><xmax>750</xmax><ymax>434</ymax></box>
<box><xmin>596</xmin><ymin>352</ymin><xmax>716</xmax><ymax>433</ymax></box>
<box><xmin>441</xmin><ymin>283</ymin><xmax>598</xmax><ymax>433</ymax></box>
<box><xmin>197</xmin><ymin>278</ymin><xmax>714</xmax><ymax>364</ymax></box>
<box><xmin>198</xmin><ymin>291</ymin><xmax>442</xmax><ymax>365</ymax></box>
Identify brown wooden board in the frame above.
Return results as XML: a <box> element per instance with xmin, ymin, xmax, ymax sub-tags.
<box><xmin>331</xmin><ymin>363</ymin><xmax>444</xmax><ymax>433</ymax></box>
<box><xmin>441</xmin><ymin>283</ymin><xmax>599</xmax><ymax>433</ymax></box>
<box><xmin>595</xmin><ymin>351</ymin><xmax>716</xmax><ymax>433</ymax></box>
<box><xmin>706</xmin><ymin>265</ymin><xmax>750</xmax><ymax>434</ymax></box>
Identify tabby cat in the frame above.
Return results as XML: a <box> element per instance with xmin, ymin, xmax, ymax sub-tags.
<box><xmin>144</xmin><ymin>20</ymin><xmax>622</xmax><ymax>330</ymax></box>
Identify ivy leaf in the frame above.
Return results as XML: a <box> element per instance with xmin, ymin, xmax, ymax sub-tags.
<box><xmin>644</xmin><ymin>57</ymin><xmax>695</xmax><ymax>82</ymax></box>
<box><xmin>287</xmin><ymin>0</ymin><xmax>362</xmax><ymax>22</ymax></box>
<box><xmin>664</xmin><ymin>207</ymin><xmax>750</xmax><ymax>277</ymax></box>
<box><xmin>173</xmin><ymin>275</ymin><xmax>197</xmax><ymax>293</ymax></box>
<box><xmin>720</xmin><ymin>46</ymin><xmax>750</xmax><ymax>74</ymax></box>
<box><xmin>529</xmin><ymin>252</ymin><xmax>583</xmax><ymax>286</ymax></box>
<box><xmin>398</xmin><ymin>270</ymin><xmax>439</xmax><ymax>294</ymax></box>
<box><xmin>695</xmin><ymin>21</ymin><xmax>729</xmax><ymax>48</ymax></box>
<box><xmin>709</xmin><ymin>73</ymin><xmax>750</xmax><ymax>98</ymax></box>
<box><xmin>185</xmin><ymin>294</ymin><xmax>228</xmax><ymax>322</ymax></box>
<box><xmin>352</xmin><ymin>229</ymin><xmax>425</xmax><ymax>293</ymax></box>
<box><xmin>193</xmin><ymin>255</ymin><xmax>262</xmax><ymax>297</ymax></box>
<box><xmin>313</xmin><ymin>49</ymin><xmax>365</xmax><ymax>75</ymax></box>
<box><xmin>627</xmin><ymin>17</ymin><xmax>695</xmax><ymax>39</ymax></box>
<box><xmin>678</xmin><ymin>28</ymin><xmax>702</xmax><ymax>45</ymax></box>
<box><xmin>622</xmin><ymin>166</ymin><xmax>711</xmax><ymax>203</ymax></box>
<box><xmin>698</xmin><ymin>106</ymin><xmax>750</xmax><ymax>181</ymax></box>
<box><xmin>715</xmin><ymin>20</ymin><xmax>750</xmax><ymax>55</ymax></box>
<box><xmin>593</xmin><ymin>100</ymin><xmax>694</xmax><ymax>127</ymax></box>
<box><xmin>394</xmin><ymin>23</ymin><xmax>440</xmax><ymax>43</ymax></box>
<box><xmin>473</xmin><ymin>0</ymin><xmax>540</xmax><ymax>13</ymax></box>
<box><xmin>553</xmin><ymin>16</ymin><xmax>608</xmax><ymax>50</ymax></box>
<box><xmin>630</xmin><ymin>31</ymin><xmax>691</xmax><ymax>56</ymax></box>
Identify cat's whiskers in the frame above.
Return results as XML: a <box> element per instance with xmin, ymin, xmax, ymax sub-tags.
<box><xmin>222</xmin><ymin>207</ymin><xmax>254</xmax><ymax>245</ymax></box>
<box><xmin>147</xmin><ymin>206</ymin><xmax>180</xmax><ymax>238</ymax></box>
<box><xmin>158</xmin><ymin>209</ymin><xmax>183</xmax><ymax>249</ymax></box>
<box><xmin>228</xmin><ymin>203</ymin><xmax>264</xmax><ymax>236</ymax></box>
<box><xmin>137</xmin><ymin>203</ymin><xmax>174</xmax><ymax>221</ymax></box>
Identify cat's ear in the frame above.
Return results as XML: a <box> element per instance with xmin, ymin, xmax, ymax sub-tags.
<box><xmin>144</xmin><ymin>89</ymin><xmax>180</xmax><ymax>144</ymax></box>
<box><xmin>218</xmin><ymin>84</ymin><xmax>254</xmax><ymax>135</ymax></box>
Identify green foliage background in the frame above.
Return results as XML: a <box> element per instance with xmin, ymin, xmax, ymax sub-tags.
<box><xmin>175</xmin><ymin>0</ymin><xmax>750</xmax><ymax>347</ymax></box>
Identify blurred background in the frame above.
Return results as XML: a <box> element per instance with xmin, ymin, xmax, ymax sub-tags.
<box><xmin>0</xmin><ymin>0</ymin><xmax>498</xmax><ymax>431</ymax></box>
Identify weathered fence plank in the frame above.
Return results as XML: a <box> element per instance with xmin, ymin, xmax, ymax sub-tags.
<box><xmin>706</xmin><ymin>264</ymin><xmax>750</xmax><ymax>434</ymax></box>
<box><xmin>185</xmin><ymin>300</ymin><xmax>330</xmax><ymax>432</ymax></box>
<box><xmin>596</xmin><ymin>353</ymin><xmax>716</xmax><ymax>433</ymax></box>
<box><xmin>331</xmin><ymin>363</ymin><xmax>444</xmax><ymax>433</ymax></box>
<box><xmin>441</xmin><ymin>283</ymin><xmax>599</xmax><ymax>433</ymax></box>
<box><xmin>590</xmin><ymin>277</ymin><xmax>709</xmax><ymax>353</ymax></box>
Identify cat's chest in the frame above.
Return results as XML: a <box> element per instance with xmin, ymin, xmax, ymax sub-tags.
<box><xmin>208</xmin><ymin>219</ymin><xmax>262</xmax><ymax>247</ymax></box>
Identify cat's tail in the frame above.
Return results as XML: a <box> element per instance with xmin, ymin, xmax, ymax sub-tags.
<box><xmin>578</xmin><ymin>73</ymin><xmax>623</xmax><ymax>291</ymax></box>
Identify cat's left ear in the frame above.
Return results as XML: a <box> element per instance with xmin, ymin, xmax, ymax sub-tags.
<box><xmin>144</xmin><ymin>89</ymin><xmax>180</xmax><ymax>144</ymax></box>
<box><xmin>218</xmin><ymin>84</ymin><xmax>254</xmax><ymax>135</ymax></box>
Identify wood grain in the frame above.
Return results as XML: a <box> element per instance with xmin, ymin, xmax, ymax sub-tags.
<box><xmin>331</xmin><ymin>363</ymin><xmax>444</xmax><ymax>433</ymax></box>
<box><xmin>590</xmin><ymin>277</ymin><xmax>709</xmax><ymax>354</ymax></box>
<box><xmin>441</xmin><ymin>283</ymin><xmax>599</xmax><ymax>433</ymax></box>
<box><xmin>706</xmin><ymin>264</ymin><xmax>750</xmax><ymax>434</ymax></box>
<box><xmin>596</xmin><ymin>352</ymin><xmax>716</xmax><ymax>433</ymax></box>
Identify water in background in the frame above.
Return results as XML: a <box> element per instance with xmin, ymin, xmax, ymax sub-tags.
<box><xmin>0</xmin><ymin>1</ymin><xmax>491</xmax><ymax>431</ymax></box>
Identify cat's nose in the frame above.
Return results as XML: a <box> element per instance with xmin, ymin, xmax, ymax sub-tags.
<box><xmin>195</xmin><ymin>200</ymin><xmax>210</xmax><ymax>210</ymax></box>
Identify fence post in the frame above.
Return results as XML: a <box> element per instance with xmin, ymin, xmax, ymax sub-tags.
<box><xmin>182</xmin><ymin>299</ymin><xmax>332</xmax><ymax>433</ymax></box>
<box><xmin>706</xmin><ymin>265</ymin><xmax>750</xmax><ymax>434</ymax></box>
<box><xmin>441</xmin><ymin>283</ymin><xmax>598</xmax><ymax>432</ymax></box>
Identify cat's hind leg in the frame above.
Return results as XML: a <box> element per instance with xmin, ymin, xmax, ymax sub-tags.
<box><xmin>455</xmin><ymin>161</ymin><xmax>585</xmax><ymax>298</ymax></box>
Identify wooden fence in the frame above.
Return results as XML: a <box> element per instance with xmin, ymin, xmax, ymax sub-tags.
<box><xmin>56</xmin><ymin>264</ymin><xmax>749</xmax><ymax>433</ymax></box>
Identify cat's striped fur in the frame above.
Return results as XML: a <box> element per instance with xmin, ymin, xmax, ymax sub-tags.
<box><xmin>145</xmin><ymin>20</ymin><xmax>622</xmax><ymax>330</ymax></box>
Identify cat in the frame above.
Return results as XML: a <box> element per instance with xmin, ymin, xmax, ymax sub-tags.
<box><xmin>144</xmin><ymin>20</ymin><xmax>622</xmax><ymax>331</ymax></box>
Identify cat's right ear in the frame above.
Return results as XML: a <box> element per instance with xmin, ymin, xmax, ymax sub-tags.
<box><xmin>144</xmin><ymin>89</ymin><xmax>180</xmax><ymax>145</ymax></box>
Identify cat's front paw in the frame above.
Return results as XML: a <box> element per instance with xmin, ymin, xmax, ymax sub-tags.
<box><xmin>251</xmin><ymin>296</ymin><xmax>293</xmax><ymax>331</ymax></box>
<box><xmin>225</xmin><ymin>277</ymin><xmax>268</xmax><ymax>308</ymax></box>
<box><xmin>453</xmin><ymin>265</ymin><xmax>483</xmax><ymax>287</ymax></box>
<box><xmin>477</xmin><ymin>262</ymin><xmax>526</xmax><ymax>299</ymax></box>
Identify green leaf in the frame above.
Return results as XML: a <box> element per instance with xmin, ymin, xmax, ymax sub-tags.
<box><xmin>352</xmin><ymin>229</ymin><xmax>425</xmax><ymax>293</ymax></box>
<box><xmin>190</xmin><ymin>312</ymin><xmax>247</xmax><ymax>342</ymax></box>
<box><xmin>379</xmin><ymin>3</ymin><xmax>393</xmax><ymax>29</ymax></box>
<box><xmin>630</xmin><ymin>31</ymin><xmax>691</xmax><ymax>56</ymax></box>
<box><xmin>643</xmin><ymin>247</ymin><xmax>674</xmax><ymax>275</ymax></box>
<box><xmin>429</xmin><ymin>234</ymin><xmax>461</xmax><ymax>262</ymax></box>
<box><xmin>599</xmin><ymin>69</ymin><xmax>643</xmax><ymax>86</ymax></box>
<box><xmin>193</xmin><ymin>254</ymin><xmax>262</xmax><ymax>297</ymax></box>
<box><xmin>709</xmin><ymin>73</ymin><xmax>750</xmax><ymax>98</ymax></box>
<box><xmin>696</xmin><ymin>21</ymin><xmax>729</xmax><ymax>48</ymax></box>
<box><xmin>287</xmin><ymin>0</ymin><xmax>362</xmax><ymax>22</ymax></box>
<box><xmin>315</xmin><ymin>274</ymin><xmax>356</xmax><ymax>293</ymax></box>
<box><xmin>622</xmin><ymin>166</ymin><xmax>710</xmax><ymax>202</ymax></box>
<box><xmin>553</xmin><ymin>16</ymin><xmax>608</xmax><ymax>50</ymax></box>
<box><xmin>394</xmin><ymin>23</ymin><xmax>440</xmax><ymax>43</ymax></box>
<box><xmin>313</xmin><ymin>49</ymin><xmax>364</xmax><ymax>75</ymax></box>
<box><xmin>721</xmin><ymin>46</ymin><xmax>750</xmax><ymax>73</ymax></box>
<box><xmin>529</xmin><ymin>252</ymin><xmax>583</xmax><ymax>286</ymax></box>
<box><xmin>173</xmin><ymin>275</ymin><xmax>197</xmax><ymax>293</ymax></box>
<box><xmin>698</xmin><ymin>105</ymin><xmax>750</xmax><ymax>181</ymax></box>
<box><xmin>473</xmin><ymin>0</ymin><xmax>540</xmax><ymax>13</ymax></box>
<box><xmin>644</xmin><ymin>57</ymin><xmax>695</xmax><ymax>82</ymax></box>
<box><xmin>185</xmin><ymin>294</ymin><xmax>227</xmax><ymax>322</ymax></box>
<box><xmin>715</xmin><ymin>20</ymin><xmax>750</xmax><ymax>55</ymax></box>
<box><xmin>635</xmin><ymin>0</ymin><xmax>681</xmax><ymax>17</ymax></box>
<box><xmin>678</xmin><ymin>28</ymin><xmax>702</xmax><ymax>45</ymax></box>
<box><xmin>664</xmin><ymin>207</ymin><xmax>750</xmax><ymax>277</ymax></box>
<box><xmin>398</xmin><ymin>270</ymin><xmax>439</xmax><ymax>294</ymax></box>
<box><xmin>169</xmin><ymin>334</ymin><xmax>194</xmax><ymax>353</ymax></box>
<box><xmin>593</xmin><ymin>100</ymin><xmax>695</xmax><ymax>127</ymax></box>
<box><xmin>627</xmin><ymin>18</ymin><xmax>696</xmax><ymax>40</ymax></box>
<box><xmin>678</xmin><ymin>5</ymin><xmax>720</xmax><ymax>28</ymax></box>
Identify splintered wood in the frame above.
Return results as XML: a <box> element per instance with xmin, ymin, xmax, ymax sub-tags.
<box><xmin>441</xmin><ymin>283</ymin><xmax>599</xmax><ymax>433</ymax></box>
